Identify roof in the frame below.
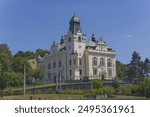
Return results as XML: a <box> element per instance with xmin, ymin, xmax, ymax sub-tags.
<box><xmin>86</xmin><ymin>41</ymin><xmax>96</xmax><ymax>47</ymax></box>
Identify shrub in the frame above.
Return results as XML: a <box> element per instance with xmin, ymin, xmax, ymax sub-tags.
<box><xmin>7</xmin><ymin>87</ymin><xmax>14</xmax><ymax>96</ymax></box>
<box><xmin>96</xmin><ymin>88</ymin><xmax>104</xmax><ymax>95</ymax></box>
<box><xmin>92</xmin><ymin>79</ymin><xmax>103</xmax><ymax>89</ymax></box>
<box><xmin>105</xmin><ymin>87</ymin><xmax>115</xmax><ymax>97</ymax></box>
<box><xmin>121</xmin><ymin>85</ymin><xmax>132</xmax><ymax>96</ymax></box>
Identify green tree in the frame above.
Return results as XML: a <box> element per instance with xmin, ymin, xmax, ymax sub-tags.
<box><xmin>14</xmin><ymin>50</ymin><xmax>35</xmax><ymax>60</ymax></box>
<box><xmin>31</xmin><ymin>68</ymin><xmax>44</xmax><ymax>82</ymax></box>
<box><xmin>0</xmin><ymin>72</ymin><xmax>7</xmax><ymax>98</ymax></box>
<box><xmin>35</xmin><ymin>48</ymin><xmax>48</xmax><ymax>57</ymax></box>
<box><xmin>116</xmin><ymin>60</ymin><xmax>127</xmax><ymax>80</ymax></box>
<box><xmin>0</xmin><ymin>44</ymin><xmax>12</xmax><ymax>97</ymax></box>
<box><xmin>112</xmin><ymin>79</ymin><xmax>120</xmax><ymax>94</ymax></box>
<box><xmin>7</xmin><ymin>71</ymin><xmax>23</xmax><ymax>87</ymax></box>
<box><xmin>143</xmin><ymin>58</ymin><xmax>150</xmax><ymax>77</ymax></box>
<box><xmin>127</xmin><ymin>51</ymin><xmax>144</xmax><ymax>81</ymax></box>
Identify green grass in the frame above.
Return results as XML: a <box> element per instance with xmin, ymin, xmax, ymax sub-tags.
<box><xmin>4</xmin><ymin>82</ymin><xmax>90</xmax><ymax>92</ymax></box>
<box><xmin>1</xmin><ymin>94</ymin><xmax>86</xmax><ymax>100</ymax></box>
<box><xmin>0</xmin><ymin>94</ymin><xmax>147</xmax><ymax>100</ymax></box>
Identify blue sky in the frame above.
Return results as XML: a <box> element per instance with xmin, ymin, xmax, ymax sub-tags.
<box><xmin>0</xmin><ymin>0</ymin><xmax>150</xmax><ymax>63</ymax></box>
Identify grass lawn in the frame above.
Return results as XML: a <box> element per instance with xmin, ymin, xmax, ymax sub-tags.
<box><xmin>0</xmin><ymin>94</ymin><xmax>147</xmax><ymax>100</ymax></box>
<box><xmin>0</xmin><ymin>94</ymin><xmax>86</xmax><ymax>100</ymax></box>
<box><xmin>4</xmin><ymin>82</ymin><xmax>90</xmax><ymax>92</ymax></box>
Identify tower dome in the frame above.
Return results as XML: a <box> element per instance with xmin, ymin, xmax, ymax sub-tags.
<box><xmin>68</xmin><ymin>14</ymin><xmax>82</xmax><ymax>34</ymax></box>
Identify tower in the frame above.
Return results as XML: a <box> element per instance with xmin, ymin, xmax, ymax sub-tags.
<box><xmin>65</xmin><ymin>15</ymin><xmax>86</xmax><ymax>80</ymax></box>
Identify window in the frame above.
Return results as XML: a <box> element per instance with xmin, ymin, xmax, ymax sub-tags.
<box><xmin>69</xmin><ymin>37</ymin><xmax>71</xmax><ymax>42</ymax></box>
<box><xmin>79</xmin><ymin>69</ymin><xmax>82</xmax><ymax>75</ymax></box>
<box><xmin>73</xmin><ymin>58</ymin><xmax>76</xmax><ymax>65</ymax></box>
<box><xmin>108</xmin><ymin>68</ymin><xmax>112</xmax><ymax>76</ymax></box>
<box><xmin>100</xmin><ymin>58</ymin><xmax>105</xmax><ymax>66</ymax></box>
<box><xmin>48</xmin><ymin>63</ymin><xmax>51</xmax><ymax>69</ymax></box>
<box><xmin>53</xmin><ymin>62</ymin><xmax>56</xmax><ymax>68</ymax></box>
<box><xmin>79</xmin><ymin>58</ymin><xmax>82</xmax><ymax>65</ymax></box>
<box><xmin>92</xmin><ymin>57</ymin><xmax>98</xmax><ymax>66</ymax></box>
<box><xmin>69</xmin><ymin>69</ymin><xmax>72</xmax><ymax>76</ymax></box>
<box><xmin>69</xmin><ymin>59</ymin><xmax>72</xmax><ymax>65</ymax></box>
<box><xmin>58</xmin><ymin>61</ymin><xmax>62</xmax><ymax>67</ymax></box>
<box><xmin>48</xmin><ymin>72</ymin><xmax>51</xmax><ymax>79</ymax></box>
<box><xmin>93</xmin><ymin>68</ymin><xmax>97</xmax><ymax>75</ymax></box>
<box><xmin>107</xmin><ymin>59</ymin><xmax>112</xmax><ymax>67</ymax></box>
<box><xmin>78</xmin><ymin>36</ymin><xmax>81</xmax><ymax>42</ymax></box>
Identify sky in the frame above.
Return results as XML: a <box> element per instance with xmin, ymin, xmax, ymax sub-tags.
<box><xmin>0</xmin><ymin>0</ymin><xmax>150</xmax><ymax>64</ymax></box>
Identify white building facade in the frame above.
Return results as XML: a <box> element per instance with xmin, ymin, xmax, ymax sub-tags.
<box><xmin>43</xmin><ymin>15</ymin><xmax>116</xmax><ymax>82</ymax></box>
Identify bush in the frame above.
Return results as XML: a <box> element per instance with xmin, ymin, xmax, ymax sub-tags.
<box><xmin>121</xmin><ymin>85</ymin><xmax>132</xmax><ymax>96</ymax></box>
<box><xmin>141</xmin><ymin>79</ymin><xmax>150</xmax><ymax>98</ymax></box>
<box><xmin>96</xmin><ymin>88</ymin><xmax>104</xmax><ymax>95</ymax></box>
<box><xmin>92</xmin><ymin>79</ymin><xmax>103</xmax><ymax>89</ymax></box>
<box><xmin>61</xmin><ymin>89</ymin><xmax>72</xmax><ymax>94</ymax></box>
<box><xmin>105</xmin><ymin>87</ymin><xmax>115</xmax><ymax>97</ymax></box>
<box><xmin>73</xmin><ymin>90</ymin><xmax>84</xmax><ymax>95</ymax></box>
<box><xmin>7</xmin><ymin>87</ymin><xmax>14</xmax><ymax>96</ymax></box>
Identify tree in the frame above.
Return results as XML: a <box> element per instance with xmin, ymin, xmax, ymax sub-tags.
<box><xmin>0</xmin><ymin>44</ymin><xmax>12</xmax><ymax>58</ymax></box>
<box><xmin>0</xmin><ymin>72</ymin><xmax>7</xmax><ymax>98</ymax></box>
<box><xmin>112</xmin><ymin>79</ymin><xmax>120</xmax><ymax>93</ymax></box>
<box><xmin>127</xmin><ymin>51</ymin><xmax>144</xmax><ymax>81</ymax></box>
<box><xmin>116</xmin><ymin>60</ymin><xmax>127</xmax><ymax>80</ymax></box>
<box><xmin>7</xmin><ymin>72</ymin><xmax>23</xmax><ymax>87</ymax></box>
<box><xmin>0</xmin><ymin>44</ymin><xmax>12</xmax><ymax>71</ymax></box>
<box><xmin>14</xmin><ymin>50</ymin><xmax>35</xmax><ymax>60</ymax></box>
<box><xmin>143</xmin><ymin>58</ymin><xmax>150</xmax><ymax>77</ymax></box>
<box><xmin>0</xmin><ymin>44</ymin><xmax>11</xmax><ymax>97</ymax></box>
<box><xmin>35</xmin><ymin>48</ymin><xmax>48</xmax><ymax>57</ymax></box>
<box><xmin>30</xmin><ymin>68</ymin><xmax>44</xmax><ymax>82</ymax></box>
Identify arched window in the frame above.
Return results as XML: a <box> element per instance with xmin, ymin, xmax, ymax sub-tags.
<box><xmin>92</xmin><ymin>57</ymin><xmax>98</xmax><ymax>66</ymax></box>
<box><xmin>69</xmin><ymin>37</ymin><xmax>71</xmax><ymax>42</ymax></box>
<box><xmin>78</xmin><ymin>36</ymin><xmax>81</xmax><ymax>42</ymax></box>
<box><xmin>100</xmin><ymin>58</ymin><xmax>105</xmax><ymax>66</ymax></box>
<box><xmin>107</xmin><ymin>58</ymin><xmax>112</xmax><ymax>67</ymax></box>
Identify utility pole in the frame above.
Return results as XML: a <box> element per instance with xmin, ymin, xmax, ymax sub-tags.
<box><xmin>23</xmin><ymin>65</ymin><xmax>26</xmax><ymax>95</ymax></box>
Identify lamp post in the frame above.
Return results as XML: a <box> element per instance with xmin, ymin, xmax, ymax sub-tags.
<box><xmin>59</xmin><ymin>73</ymin><xmax>62</xmax><ymax>91</ymax></box>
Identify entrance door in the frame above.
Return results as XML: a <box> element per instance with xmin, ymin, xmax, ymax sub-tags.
<box><xmin>101</xmin><ymin>74</ymin><xmax>105</xmax><ymax>80</ymax></box>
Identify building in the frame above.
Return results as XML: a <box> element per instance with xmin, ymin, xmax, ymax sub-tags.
<box><xmin>43</xmin><ymin>15</ymin><xmax>116</xmax><ymax>82</ymax></box>
<box><xmin>28</xmin><ymin>58</ymin><xmax>37</xmax><ymax>69</ymax></box>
